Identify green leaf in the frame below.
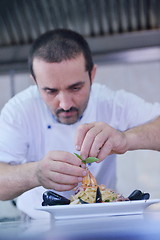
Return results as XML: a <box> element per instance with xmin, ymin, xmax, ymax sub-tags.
<box><xmin>74</xmin><ymin>153</ymin><xmax>83</xmax><ymax>160</ymax></box>
<box><xmin>74</xmin><ymin>153</ymin><xmax>99</xmax><ymax>164</ymax></box>
<box><xmin>83</xmin><ymin>157</ymin><xmax>100</xmax><ymax>164</ymax></box>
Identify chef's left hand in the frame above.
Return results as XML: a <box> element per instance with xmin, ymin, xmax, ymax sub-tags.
<box><xmin>75</xmin><ymin>122</ymin><xmax>128</xmax><ymax>161</ymax></box>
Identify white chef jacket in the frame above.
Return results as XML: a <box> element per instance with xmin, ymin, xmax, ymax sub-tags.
<box><xmin>0</xmin><ymin>83</ymin><xmax>160</xmax><ymax>219</ymax></box>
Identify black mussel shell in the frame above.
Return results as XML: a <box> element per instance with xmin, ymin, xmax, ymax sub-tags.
<box><xmin>79</xmin><ymin>198</ymin><xmax>89</xmax><ymax>204</ymax></box>
<box><xmin>95</xmin><ymin>186</ymin><xmax>102</xmax><ymax>203</ymax></box>
<box><xmin>128</xmin><ymin>190</ymin><xmax>143</xmax><ymax>200</ymax></box>
<box><xmin>142</xmin><ymin>193</ymin><xmax>150</xmax><ymax>200</ymax></box>
<box><xmin>128</xmin><ymin>190</ymin><xmax>150</xmax><ymax>201</ymax></box>
<box><xmin>42</xmin><ymin>191</ymin><xmax>70</xmax><ymax>206</ymax></box>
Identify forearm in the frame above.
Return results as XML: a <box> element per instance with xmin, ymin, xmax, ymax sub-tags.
<box><xmin>0</xmin><ymin>162</ymin><xmax>39</xmax><ymax>200</ymax></box>
<box><xmin>124</xmin><ymin>116</ymin><xmax>160</xmax><ymax>151</ymax></box>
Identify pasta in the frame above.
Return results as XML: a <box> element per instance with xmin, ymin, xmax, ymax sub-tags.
<box><xmin>70</xmin><ymin>184</ymin><xmax>124</xmax><ymax>204</ymax></box>
<box><xmin>70</xmin><ymin>166</ymin><xmax>127</xmax><ymax>205</ymax></box>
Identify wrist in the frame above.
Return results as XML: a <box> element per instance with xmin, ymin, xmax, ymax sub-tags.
<box><xmin>124</xmin><ymin>130</ymin><xmax>138</xmax><ymax>151</ymax></box>
<box><xmin>30</xmin><ymin>161</ymin><xmax>41</xmax><ymax>188</ymax></box>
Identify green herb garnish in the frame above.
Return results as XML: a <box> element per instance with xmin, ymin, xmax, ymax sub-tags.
<box><xmin>74</xmin><ymin>153</ymin><xmax>99</xmax><ymax>164</ymax></box>
<box><xmin>74</xmin><ymin>153</ymin><xmax>83</xmax><ymax>160</ymax></box>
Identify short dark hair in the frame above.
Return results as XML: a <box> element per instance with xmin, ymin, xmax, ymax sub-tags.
<box><xmin>28</xmin><ymin>29</ymin><xmax>94</xmax><ymax>79</ymax></box>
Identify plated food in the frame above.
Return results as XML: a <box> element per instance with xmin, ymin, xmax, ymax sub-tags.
<box><xmin>42</xmin><ymin>164</ymin><xmax>150</xmax><ymax>206</ymax></box>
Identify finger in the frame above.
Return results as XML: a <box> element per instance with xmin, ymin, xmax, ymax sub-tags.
<box><xmin>55</xmin><ymin>184</ymin><xmax>78</xmax><ymax>192</ymax></box>
<box><xmin>48</xmin><ymin>171</ymin><xmax>84</xmax><ymax>185</ymax></box>
<box><xmin>80</xmin><ymin>125</ymin><xmax>103</xmax><ymax>159</ymax></box>
<box><xmin>75</xmin><ymin>123</ymin><xmax>95</xmax><ymax>151</ymax></box>
<box><xmin>54</xmin><ymin>183</ymin><xmax>78</xmax><ymax>192</ymax></box>
<box><xmin>89</xmin><ymin>130</ymin><xmax>108</xmax><ymax>158</ymax></box>
<box><xmin>48</xmin><ymin>151</ymin><xmax>82</xmax><ymax>166</ymax></box>
<box><xmin>45</xmin><ymin>179</ymin><xmax>78</xmax><ymax>192</ymax></box>
<box><xmin>97</xmin><ymin>139</ymin><xmax>113</xmax><ymax>160</ymax></box>
<box><xmin>48</xmin><ymin>161</ymin><xmax>87</xmax><ymax>177</ymax></box>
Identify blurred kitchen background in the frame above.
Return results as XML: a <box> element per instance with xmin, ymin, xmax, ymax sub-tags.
<box><xmin>0</xmin><ymin>0</ymin><xmax>160</xmax><ymax>220</ymax></box>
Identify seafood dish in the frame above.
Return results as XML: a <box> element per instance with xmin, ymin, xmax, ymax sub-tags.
<box><xmin>42</xmin><ymin>167</ymin><xmax>150</xmax><ymax>206</ymax></box>
<box><xmin>70</xmin><ymin>168</ymin><xmax>128</xmax><ymax>204</ymax></box>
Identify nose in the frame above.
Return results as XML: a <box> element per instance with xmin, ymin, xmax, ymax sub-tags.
<box><xmin>58</xmin><ymin>92</ymin><xmax>73</xmax><ymax>111</ymax></box>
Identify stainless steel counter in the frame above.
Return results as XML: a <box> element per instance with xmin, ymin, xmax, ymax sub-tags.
<box><xmin>1</xmin><ymin>211</ymin><xmax>160</xmax><ymax>240</ymax></box>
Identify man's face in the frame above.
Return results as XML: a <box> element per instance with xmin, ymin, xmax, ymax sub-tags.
<box><xmin>32</xmin><ymin>54</ymin><xmax>96</xmax><ymax>124</ymax></box>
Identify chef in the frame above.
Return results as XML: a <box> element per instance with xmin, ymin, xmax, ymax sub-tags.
<box><xmin>0</xmin><ymin>29</ymin><xmax>160</xmax><ymax>219</ymax></box>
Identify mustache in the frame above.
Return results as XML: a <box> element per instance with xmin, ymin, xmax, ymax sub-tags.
<box><xmin>56</xmin><ymin>107</ymin><xmax>78</xmax><ymax>115</ymax></box>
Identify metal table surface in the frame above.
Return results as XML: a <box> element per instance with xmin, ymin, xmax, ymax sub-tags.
<box><xmin>0</xmin><ymin>211</ymin><xmax>160</xmax><ymax>240</ymax></box>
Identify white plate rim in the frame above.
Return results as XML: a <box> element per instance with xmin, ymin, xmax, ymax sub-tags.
<box><xmin>36</xmin><ymin>198</ymin><xmax>160</xmax><ymax>220</ymax></box>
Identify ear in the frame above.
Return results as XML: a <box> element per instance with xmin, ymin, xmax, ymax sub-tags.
<box><xmin>90</xmin><ymin>64</ymin><xmax>97</xmax><ymax>84</ymax></box>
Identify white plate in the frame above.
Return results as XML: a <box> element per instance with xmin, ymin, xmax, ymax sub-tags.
<box><xmin>36</xmin><ymin>199</ymin><xmax>160</xmax><ymax>220</ymax></box>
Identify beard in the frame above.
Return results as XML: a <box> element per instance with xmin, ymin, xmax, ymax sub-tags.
<box><xmin>55</xmin><ymin>107</ymin><xmax>80</xmax><ymax>125</ymax></box>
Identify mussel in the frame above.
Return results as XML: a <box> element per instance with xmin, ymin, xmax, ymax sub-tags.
<box><xmin>42</xmin><ymin>191</ymin><xmax>70</xmax><ymax>206</ymax></box>
<box><xmin>95</xmin><ymin>186</ymin><xmax>102</xmax><ymax>203</ymax></box>
<box><xmin>128</xmin><ymin>190</ymin><xmax>150</xmax><ymax>201</ymax></box>
<box><xmin>141</xmin><ymin>193</ymin><xmax>150</xmax><ymax>200</ymax></box>
<box><xmin>78</xmin><ymin>186</ymin><xmax>102</xmax><ymax>204</ymax></box>
<box><xmin>79</xmin><ymin>198</ymin><xmax>89</xmax><ymax>204</ymax></box>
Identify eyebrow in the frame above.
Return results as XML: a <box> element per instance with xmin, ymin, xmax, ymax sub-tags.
<box><xmin>42</xmin><ymin>81</ymin><xmax>85</xmax><ymax>91</ymax></box>
<box><xmin>42</xmin><ymin>87</ymin><xmax>57</xmax><ymax>91</ymax></box>
<box><xmin>67</xmin><ymin>81</ymin><xmax>85</xmax><ymax>89</ymax></box>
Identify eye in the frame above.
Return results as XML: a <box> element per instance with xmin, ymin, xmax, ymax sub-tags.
<box><xmin>72</xmin><ymin>86</ymin><xmax>81</xmax><ymax>91</ymax></box>
<box><xmin>70</xmin><ymin>84</ymin><xmax>83</xmax><ymax>92</ymax></box>
<box><xmin>44</xmin><ymin>89</ymin><xmax>58</xmax><ymax>95</ymax></box>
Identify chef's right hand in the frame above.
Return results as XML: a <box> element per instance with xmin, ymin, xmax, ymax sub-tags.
<box><xmin>35</xmin><ymin>151</ymin><xmax>87</xmax><ymax>191</ymax></box>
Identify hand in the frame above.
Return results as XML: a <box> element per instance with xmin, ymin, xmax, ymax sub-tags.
<box><xmin>75</xmin><ymin>122</ymin><xmax>128</xmax><ymax>161</ymax></box>
<box><xmin>35</xmin><ymin>151</ymin><xmax>87</xmax><ymax>191</ymax></box>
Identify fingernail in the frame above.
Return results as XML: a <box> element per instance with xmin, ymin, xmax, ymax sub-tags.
<box><xmin>82</xmin><ymin>170</ymin><xmax>87</xmax><ymax>176</ymax></box>
<box><xmin>76</xmin><ymin>145</ymin><xmax>81</xmax><ymax>151</ymax></box>
<box><xmin>79</xmin><ymin>163</ymin><xmax>86</xmax><ymax>168</ymax></box>
<box><xmin>81</xmin><ymin>163</ymin><xmax>86</xmax><ymax>169</ymax></box>
<box><xmin>78</xmin><ymin>177</ymin><xmax>82</xmax><ymax>182</ymax></box>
